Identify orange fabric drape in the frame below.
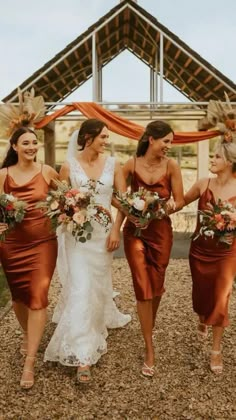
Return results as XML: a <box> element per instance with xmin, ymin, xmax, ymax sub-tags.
<box><xmin>35</xmin><ymin>102</ymin><xmax>220</xmax><ymax>144</ymax></box>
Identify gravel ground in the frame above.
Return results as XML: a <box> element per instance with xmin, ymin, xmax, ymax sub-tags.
<box><xmin>0</xmin><ymin>259</ymin><xmax>236</xmax><ymax>420</ymax></box>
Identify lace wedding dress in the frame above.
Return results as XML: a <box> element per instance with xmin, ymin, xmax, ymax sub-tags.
<box><xmin>44</xmin><ymin>156</ymin><xmax>131</xmax><ymax>366</ymax></box>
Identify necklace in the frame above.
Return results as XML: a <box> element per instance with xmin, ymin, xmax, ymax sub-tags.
<box><xmin>142</xmin><ymin>159</ymin><xmax>163</xmax><ymax>173</ymax></box>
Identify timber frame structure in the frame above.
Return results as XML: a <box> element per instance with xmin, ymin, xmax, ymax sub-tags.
<box><xmin>2</xmin><ymin>0</ymin><xmax>236</xmax><ymax>175</ymax></box>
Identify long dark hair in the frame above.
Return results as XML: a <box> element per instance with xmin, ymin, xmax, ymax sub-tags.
<box><xmin>136</xmin><ymin>120</ymin><xmax>174</xmax><ymax>157</ymax></box>
<box><xmin>77</xmin><ymin>119</ymin><xmax>108</xmax><ymax>150</ymax></box>
<box><xmin>1</xmin><ymin>127</ymin><xmax>37</xmax><ymax>168</ymax></box>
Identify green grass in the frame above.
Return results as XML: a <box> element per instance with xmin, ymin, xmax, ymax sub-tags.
<box><xmin>0</xmin><ymin>266</ymin><xmax>10</xmax><ymax>308</ymax></box>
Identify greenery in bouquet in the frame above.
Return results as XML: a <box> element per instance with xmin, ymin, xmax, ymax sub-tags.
<box><xmin>193</xmin><ymin>198</ymin><xmax>236</xmax><ymax>247</ymax></box>
<box><xmin>115</xmin><ymin>186</ymin><xmax>166</xmax><ymax>237</ymax></box>
<box><xmin>37</xmin><ymin>180</ymin><xmax>112</xmax><ymax>243</ymax></box>
<box><xmin>0</xmin><ymin>193</ymin><xmax>27</xmax><ymax>240</ymax></box>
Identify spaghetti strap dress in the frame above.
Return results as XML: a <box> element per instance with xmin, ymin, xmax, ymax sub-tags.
<box><xmin>189</xmin><ymin>181</ymin><xmax>236</xmax><ymax>327</ymax></box>
<box><xmin>0</xmin><ymin>168</ymin><xmax>57</xmax><ymax>309</ymax></box>
<box><xmin>123</xmin><ymin>159</ymin><xmax>173</xmax><ymax>301</ymax></box>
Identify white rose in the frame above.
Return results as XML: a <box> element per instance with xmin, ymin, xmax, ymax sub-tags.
<box><xmin>87</xmin><ymin>206</ymin><xmax>97</xmax><ymax>217</ymax></box>
<box><xmin>204</xmin><ymin>230</ymin><xmax>214</xmax><ymax>238</ymax></box>
<box><xmin>133</xmin><ymin>198</ymin><xmax>145</xmax><ymax>211</ymax></box>
<box><xmin>6</xmin><ymin>194</ymin><xmax>15</xmax><ymax>202</ymax></box>
<box><xmin>50</xmin><ymin>200</ymin><xmax>59</xmax><ymax>211</ymax></box>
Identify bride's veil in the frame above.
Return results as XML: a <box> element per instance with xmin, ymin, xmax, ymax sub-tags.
<box><xmin>53</xmin><ymin>130</ymin><xmax>79</xmax><ymax>322</ymax></box>
<box><xmin>66</xmin><ymin>129</ymin><xmax>79</xmax><ymax>160</ymax></box>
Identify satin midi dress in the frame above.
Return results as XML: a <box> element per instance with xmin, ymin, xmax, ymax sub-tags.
<box><xmin>0</xmin><ymin>169</ymin><xmax>57</xmax><ymax>309</ymax></box>
<box><xmin>189</xmin><ymin>185</ymin><xmax>236</xmax><ymax>327</ymax></box>
<box><xmin>123</xmin><ymin>165</ymin><xmax>173</xmax><ymax>301</ymax></box>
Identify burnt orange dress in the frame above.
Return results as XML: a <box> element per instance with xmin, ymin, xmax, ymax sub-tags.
<box><xmin>123</xmin><ymin>161</ymin><xmax>173</xmax><ymax>301</ymax></box>
<box><xmin>189</xmin><ymin>183</ymin><xmax>236</xmax><ymax>327</ymax></box>
<box><xmin>0</xmin><ymin>168</ymin><xmax>57</xmax><ymax>309</ymax></box>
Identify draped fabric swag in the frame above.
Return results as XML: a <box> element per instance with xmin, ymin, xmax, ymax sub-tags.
<box><xmin>35</xmin><ymin>102</ymin><xmax>220</xmax><ymax>144</ymax></box>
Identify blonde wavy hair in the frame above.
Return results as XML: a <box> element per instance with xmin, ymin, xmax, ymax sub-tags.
<box><xmin>215</xmin><ymin>141</ymin><xmax>236</xmax><ymax>173</ymax></box>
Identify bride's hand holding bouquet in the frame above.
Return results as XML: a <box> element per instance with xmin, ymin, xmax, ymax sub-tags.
<box><xmin>37</xmin><ymin>180</ymin><xmax>112</xmax><ymax>243</ymax></box>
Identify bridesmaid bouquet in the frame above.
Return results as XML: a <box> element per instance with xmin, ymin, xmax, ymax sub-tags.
<box><xmin>115</xmin><ymin>186</ymin><xmax>166</xmax><ymax>237</ymax></box>
<box><xmin>0</xmin><ymin>193</ymin><xmax>27</xmax><ymax>240</ymax></box>
<box><xmin>194</xmin><ymin>199</ymin><xmax>236</xmax><ymax>246</ymax></box>
<box><xmin>37</xmin><ymin>180</ymin><xmax>112</xmax><ymax>243</ymax></box>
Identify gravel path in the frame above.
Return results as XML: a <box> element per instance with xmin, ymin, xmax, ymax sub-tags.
<box><xmin>0</xmin><ymin>259</ymin><xmax>236</xmax><ymax>420</ymax></box>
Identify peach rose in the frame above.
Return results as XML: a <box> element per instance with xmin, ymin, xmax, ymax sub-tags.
<box><xmin>73</xmin><ymin>212</ymin><xmax>85</xmax><ymax>225</ymax></box>
<box><xmin>58</xmin><ymin>213</ymin><xmax>67</xmax><ymax>223</ymax></box>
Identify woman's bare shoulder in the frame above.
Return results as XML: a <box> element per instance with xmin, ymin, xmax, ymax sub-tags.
<box><xmin>124</xmin><ymin>157</ymin><xmax>135</xmax><ymax>169</ymax></box>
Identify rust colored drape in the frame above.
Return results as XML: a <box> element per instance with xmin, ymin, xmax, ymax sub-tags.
<box><xmin>35</xmin><ymin>102</ymin><xmax>220</xmax><ymax>144</ymax></box>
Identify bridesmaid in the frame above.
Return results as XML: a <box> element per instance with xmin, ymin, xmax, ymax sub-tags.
<box><xmin>122</xmin><ymin>120</ymin><xmax>184</xmax><ymax>377</ymax></box>
<box><xmin>184</xmin><ymin>140</ymin><xmax>236</xmax><ymax>374</ymax></box>
<box><xmin>0</xmin><ymin>127</ymin><xmax>58</xmax><ymax>389</ymax></box>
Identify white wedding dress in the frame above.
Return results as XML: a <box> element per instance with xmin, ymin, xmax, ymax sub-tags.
<box><xmin>44</xmin><ymin>156</ymin><xmax>131</xmax><ymax>367</ymax></box>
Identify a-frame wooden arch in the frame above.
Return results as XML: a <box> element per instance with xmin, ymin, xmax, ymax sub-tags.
<box><xmin>2</xmin><ymin>0</ymin><xmax>236</xmax><ymax>173</ymax></box>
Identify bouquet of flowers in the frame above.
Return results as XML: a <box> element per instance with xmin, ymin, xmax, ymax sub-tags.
<box><xmin>0</xmin><ymin>193</ymin><xmax>27</xmax><ymax>240</ymax></box>
<box><xmin>115</xmin><ymin>186</ymin><xmax>166</xmax><ymax>237</ymax></box>
<box><xmin>193</xmin><ymin>199</ymin><xmax>236</xmax><ymax>246</ymax></box>
<box><xmin>37</xmin><ymin>180</ymin><xmax>112</xmax><ymax>243</ymax></box>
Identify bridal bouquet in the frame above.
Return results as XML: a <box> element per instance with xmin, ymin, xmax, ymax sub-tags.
<box><xmin>115</xmin><ymin>186</ymin><xmax>166</xmax><ymax>237</ymax></box>
<box><xmin>0</xmin><ymin>193</ymin><xmax>27</xmax><ymax>240</ymax></box>
<box><xmin>193</xmin><ymin>199</ymin><xmax>236</xmax><ymax>247</ymax></box>
<box><xmin>37</xmin><ymin>180</ymin><xmax>112</xmax><ymax>243</ymax></box>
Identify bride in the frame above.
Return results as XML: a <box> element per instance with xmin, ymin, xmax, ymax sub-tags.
<box><xmin>44</xmin><ymin>119</ymin><xmax>131</xmax><ymax>383</ymax></box>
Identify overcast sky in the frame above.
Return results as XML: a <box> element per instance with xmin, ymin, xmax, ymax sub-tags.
<box><xmin>0</xmin><ymin>0</ymin><xmax>235</xmax><ymax>103</ymax></box>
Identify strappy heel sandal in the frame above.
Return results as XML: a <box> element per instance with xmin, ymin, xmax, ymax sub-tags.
<box><xmin>20</xmin><ymin>333</ymin><xmax>28</xmax><ymax>356</ymax></box>
<box><xmin>141</xmin><ymin>363</ymin><xmax>155</xmax><ymax>378</ymax></box>
<box><xmin>197</xmin><ymin>323</ymin><xmax>208</xmax><ymax>340</ymax></box>
<box><xmin>210</xmin><ymin>350</ymin><xmax>223</xmax><ymax>375</ymax></box>
<box><xmin>20</xmin><ymin>356</ymin><xmax>35</xmax><ymax>389</ymax></box>
<box><xmin>77</xmin><ymin>367</ymin><xmax>91</xmax><ymax>384</ymax></box>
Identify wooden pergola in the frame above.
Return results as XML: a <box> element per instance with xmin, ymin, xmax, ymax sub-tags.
<box><xmin>2</xmin><ymin>0</ymin><xmax>236</xmax><ymax>175</ymax></box>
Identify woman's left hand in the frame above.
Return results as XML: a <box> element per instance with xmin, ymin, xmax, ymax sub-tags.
<box><xmin>106</xmin><ymin>226</ymin><xmax>120</xmax><ymax>252</ymax></box>
<box><xmin>165</xmin><ymin>198</ymin><xmax>176</xmax><ymax>213</ymax></box>
<box><xmin>0</xmin><ymin>223</ymin><xmax>8</xmax><ymax>234</ymax></box>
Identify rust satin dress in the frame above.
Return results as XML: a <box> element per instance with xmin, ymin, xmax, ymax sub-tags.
<box><xmin>189</xmin><ymin>185</ymin><xmax>236</xmax><ymax>327</ymax></box>
<box><xmin>0</xmin><ymin>169</ymin><xmax>57</xmax><ymax>309</ymax></box>
<box><xmin>123</xmin><ymin>164</ymin><xmax>173</xmax><ymax>301</ymax></box>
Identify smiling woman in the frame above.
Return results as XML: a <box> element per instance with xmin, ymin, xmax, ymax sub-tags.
<box><xmin>0</xmin><ymin>126</ymin><xmax>59</xmax><ymax>389</ymax></box>
<box><xmin>184</xmin><ymin>140</ymin><xmax>236</xmax><ymax>375</ymax></box>
<box><xmin>117</xmin><ymin>120</ymin><xmax>184</xmax><ymax>378</ymax></box>
<box><xmin>44</xmin><ymin>118</ymin><xmax>131</xmax><ymax>384</ymax></box>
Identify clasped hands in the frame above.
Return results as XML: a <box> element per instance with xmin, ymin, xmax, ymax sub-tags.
<box><xmin>126</xmin><ymin>198</ymin><xmax>176</xmax><ymax>229</ymax></box>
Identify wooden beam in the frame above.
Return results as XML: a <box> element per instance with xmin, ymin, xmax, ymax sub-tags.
<box><xmin>204</xmin><ymin>91</ymin><xmax>215</xmax><ymax>99</ymax></box>
<box><xmin>174</xmin><ymin>49</ymin><xmax>181</xmax><ymax>60</ymax></box>
<box><xmin>164</xmin><ymin>39</ymin><xmax>171</xmax><ymax>52</ymax></box>
<box><xmin>213</xmin><ymin>82</ymin><xmax>223</xmax><ymax>92</ymax></box>
<box><xmin>203</xmin><ymin>74</ymin><xmax>213</xmax><ymax>84</ymax></box>
<box><xmin>194</xmin><ymin>67</ymin><xmax>202</xmax><ymax>76</ymax></box>
<box><xmin>43</xmin><ymin>122</ymin><xmax>56</xmax><ymax>168</ymax></box>
<box><xmin>53</xmin><ymin>66</ymin><xmax>68</xmax><ymax>86</ymax></box>
<box><xmin>184</xmin><ymin>57</ymin><xmax>192</xmax><ymax>68</ymax></box>
<box><xmin>42</xmin><ymin>75</ymin><xmax>58</xmax><ymax>94</ymax></box>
